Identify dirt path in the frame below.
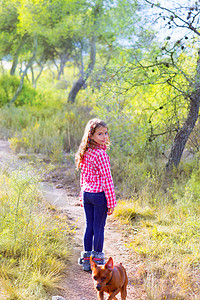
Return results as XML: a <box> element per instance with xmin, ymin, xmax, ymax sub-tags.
<box><xmin>0</xmin><ymin>140</ymin><xmax>146</xmax><ymax>300</ymax></box>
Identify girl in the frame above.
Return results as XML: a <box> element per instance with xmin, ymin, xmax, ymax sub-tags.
<box><xmin>75</xmin><ymin>118</ymin><xmax>117</xmax><ymax>271</ymax></box>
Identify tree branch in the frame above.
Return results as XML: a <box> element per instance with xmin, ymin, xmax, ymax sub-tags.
<box><xmin>145</xmin><ymin>0</ymin><xmax>200</xmax><ymax>36</ymax></box>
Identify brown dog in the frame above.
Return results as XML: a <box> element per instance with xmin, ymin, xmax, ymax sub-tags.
<box><xmin>90</xmin><ymin>256</ymin><xmax>128</xmax><ymax>300</ymax></box>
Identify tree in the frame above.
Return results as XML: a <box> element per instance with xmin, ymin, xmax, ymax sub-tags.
<box><xmin>10</xmin><ymin>34</ymin><xmax>37</xmax><ymax>104</ymax></box>
<box><xmin>68</xmin><ymin>0</ymin><xmax>104</xmax><ymax>103</ymax></box>
<box><xmin>68</xmin><ymin>0</ymin><xmax>140</xmax><ymax>102</ymax></box>
<box><xmin>17</xmin><ymin>0</ymin><xmax>86</xmax><ymax>84</ymax></box>
<box><xmin>101</xmin><ymin>0</ymin><xmax>200</xmax><ymax>172</ymax></box>
<box><xmin>0</xmin><ymin>0</ymin><xmax>28</xmax><ymax>76</ymax></box>
<box><xmin>142</xmin><ymin>0</ymin><xmax>200</xmax><ymax>171</ymax></box>
<box><xmin>68</xmin><ymin>36</ymin><xmax>96</xmax><ymax>103</ymax></box>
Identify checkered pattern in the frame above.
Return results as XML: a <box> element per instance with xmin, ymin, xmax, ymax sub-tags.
<box><xmin>80</xmin><ymin>145</ymin><xmax>117</xmax><ymax>208</ymax></box>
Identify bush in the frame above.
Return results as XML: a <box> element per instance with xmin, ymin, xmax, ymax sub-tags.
<box><xmin>0</xmin><ymin>103</ymin><xmax>92</xmax><ymax>160</ymax></box>
<box><xmin>0</xmin><ymin>164</ymin><xmax>72</xmax><ymax>299</ymax></box>
<box><xmin>185</xmin><ymin>157</ymin><xmax>200</xmax><ymax>201</ymax></box>
<box><xmin>0</xmin><ymin>74</ymin><xmax>37</xmax><ymax>106</ymax></box>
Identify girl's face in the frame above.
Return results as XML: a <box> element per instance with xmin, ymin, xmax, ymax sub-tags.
<box><xmin>91</xmin><ymin>126</ymin><xmax>108</xmax><ymax>145</ymax></box>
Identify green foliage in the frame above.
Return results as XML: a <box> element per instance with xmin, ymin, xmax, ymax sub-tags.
<box><xmin>0</xmin><ymin>74</ymin><xmax>37</xmax><ymax>106</ymax></box>
<box><xmin>0</xmin><ymin>0</ymin><xmax>20</xmax><ymax>58</ymax></box>
<box><xmin>0</xmin><ymin>102</ymin><xmax>92</xmax><ymax>161</ymax></box>
<box><xmin>0</xmin><ymin>164</ymin><xmax>73</xmax><ymax>299</ymax></box>
<box><xmin>114</xmin><ymin>168</ymin><xmax>200</xmax><ymax>299</ymax></box>
<box><xmin>185</xmin><ymin>156</ymin><xmax>200</xmax><ymax>201</ymax></box>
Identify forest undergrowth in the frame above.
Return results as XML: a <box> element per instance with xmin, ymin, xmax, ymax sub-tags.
<box><xmin>0</xmin><ymin>76</ymin><xmax>200</xmax><ymax>299</ymax></box>
<box><xmin>0</xmin><ymin>159</ymin><xmax>74</xmax><ymax>300</ymax></box>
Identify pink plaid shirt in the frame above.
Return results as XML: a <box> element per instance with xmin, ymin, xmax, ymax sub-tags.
<box><xmin>79</xmin><ymin>144</ymin><xmax>117</xmax><ymax>208</ymax></box>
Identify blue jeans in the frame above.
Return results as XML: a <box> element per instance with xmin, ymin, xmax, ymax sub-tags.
<box><xmin>83</xmin><ymin>191</ymin><xmax>108</xmax><ymax>252</ymax></box>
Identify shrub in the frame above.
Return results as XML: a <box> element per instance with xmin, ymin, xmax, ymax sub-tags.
<box><xmin>185</xmin><ymin>163</ymin><xmax>200</xmax><ymax>201</ymax></box>
<box><xmin>2</xmin><ymin>104</ymin><xmax>92</xmax><ymax>161</ymax></box>
<box><xmin>0</xmin><ymin>74</ymin><xmax>37</xmax><ymax>106</ymax></box>
<box><xmin>0</xmin><ymin>164</ymin><xmax>73</xmax><ymax>299</ymax></box>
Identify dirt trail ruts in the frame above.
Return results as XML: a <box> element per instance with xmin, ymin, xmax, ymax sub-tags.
<box><xmin>0</xmin><ymin>140</ymin><xmax>146</xmax><ymax>300</ymax></box>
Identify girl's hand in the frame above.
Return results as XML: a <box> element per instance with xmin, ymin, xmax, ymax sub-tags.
<box><xmin>107</xmin><ymin>207</ymin><xmax>114</xmax><ymax>215</ymax></box>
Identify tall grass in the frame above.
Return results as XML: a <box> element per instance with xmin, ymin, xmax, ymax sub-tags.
<box><xmin>0</xmin><ymin>103</ymin><xmax>92</xmax><ymax>162</ymax></box>
<box><xmin>0</xmin><ymin>164</ymin><xmax>73</xmax><ymax>299</ymax></box>
<box><xmin>114</xmin><ymin>165</ymin><xmax>200</xmax><ymax>299</ymax></box>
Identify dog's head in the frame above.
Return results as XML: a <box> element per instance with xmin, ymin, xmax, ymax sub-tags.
<box><xmin>90</xmin><ymin>256</ymin><xmax>114</xmax><ymax>292</ymax></box>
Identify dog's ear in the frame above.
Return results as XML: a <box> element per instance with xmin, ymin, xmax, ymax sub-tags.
<box><xmin>105</xmin><ymin>257</ymin><xmax>114</xmax><ymax>271</ymax></box>
<box><xmin>90</xmin><ymin>255</ymin><xmax>97</xmax><ymax>270</ymax></box>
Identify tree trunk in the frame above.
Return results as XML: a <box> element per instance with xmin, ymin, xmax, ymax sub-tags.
<box><xmin>57</xmin><ymin>54</ymin><xmax>68</xmax><ymax>80</ymax></box>
<box><xmin>10</xmin><ymin>35</ymin><xmax>37</xmax><ymax>104</ymax></box>
<box><xmin>79</xmin><ymin>42</ymin><xmax>87</xmax><ymax>89</ymax></box>
<box><xmin>10</xmin><ymin>52</ymin><xmax>19</xmax><ymax>76</ymax></box>
<box><xmin>68</xmin><ymin>36</ymin><xmax>96</xmax><ymax>103</ymax></box>
<box><xmin>166</xmin><ymin>49</ymin><xmax>200</xmax><ymax>171</ymax></box>
<box><xmin>30</xmin><ymin>65</ymin><xmax>35</xmax><ymax>86</ymax></box>
<box><xmin>31</xmin><ymin>60</ymin><xmax>44</xmax><ymax>88</ymax></box>
<box><xmin>34</xmin><ymin>62</ymin><xmax>44</xmax><ymax>88</ymax></box>
<box><xmin>10</xmin><ymin>35</ymin><xmax>27</xmax><ymax>76</ymax></box>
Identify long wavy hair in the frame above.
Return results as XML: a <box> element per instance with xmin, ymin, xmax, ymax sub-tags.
<box><xmin>75</xmin><ymin>118</ymin><xmax>110</xmax><ymax>170</ymax></box>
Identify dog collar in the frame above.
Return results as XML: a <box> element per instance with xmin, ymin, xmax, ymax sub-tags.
<box><xmin>106</xmin><ymin>272</ymin><xmax>113</xmax><ymax>286</ymax></box>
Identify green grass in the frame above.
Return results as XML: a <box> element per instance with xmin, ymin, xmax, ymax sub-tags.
<box><xmin>114</xmin><ymin>179</ymin><xmax>200</xmax><ymax>299</ymax></box>
<box><xmin>0</xmin><ymin>103</ymin><xmax>92</xmax><ymax>162</ymax></box>
<box><xmin>0</xmin><ymin>164</ymin><xmax>73</xmax><ymax>299</ymax></box>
